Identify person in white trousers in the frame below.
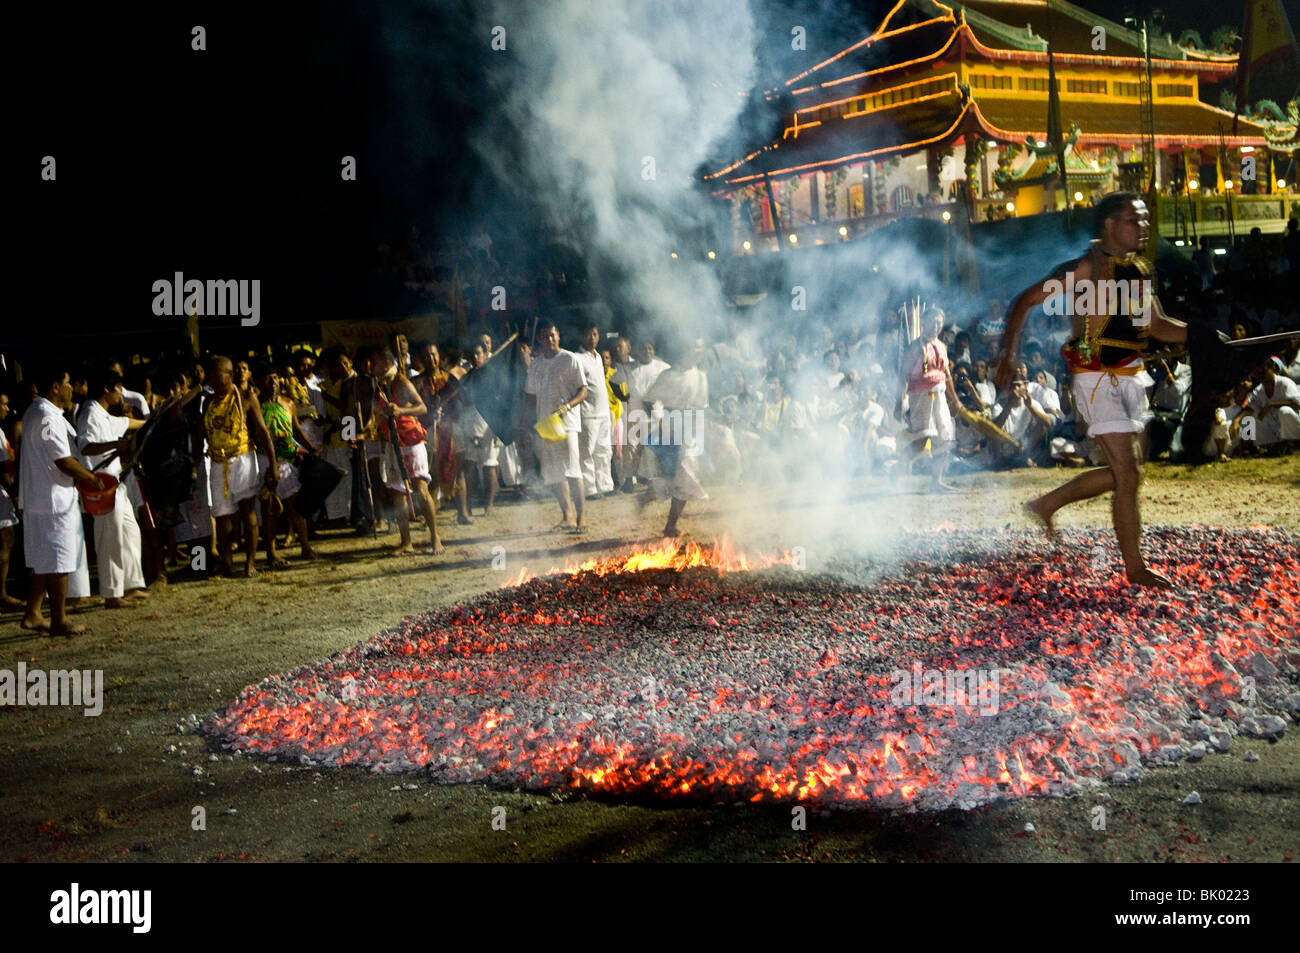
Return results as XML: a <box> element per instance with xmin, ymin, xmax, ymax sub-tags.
<box><xmin>575</xmin><ymin>324</ymin><xmax>614</xmax><ymax>497</ymax></box>
<box><xmin>76</xmin><ymin>367</ymin><xmax>149</xmax><ymax>607</ymax></box>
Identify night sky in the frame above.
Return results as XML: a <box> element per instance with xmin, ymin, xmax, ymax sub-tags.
<box><xmin>15</xmin><ymin>0</ymin><xmax>1266</xmax><ymax>341</ymax></box>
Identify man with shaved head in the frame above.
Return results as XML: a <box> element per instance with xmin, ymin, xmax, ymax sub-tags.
<box><xmin>198</xmin><ymin>355</ymin><xmax>277</xmax><ymax>576</ymax></box>
<box><xmin>997</xmin><ymin>192</ymin><xmax>1188</xmax><ymax>588</ymax></box>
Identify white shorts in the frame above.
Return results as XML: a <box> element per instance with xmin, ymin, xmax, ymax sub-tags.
<box><xmin>258</xmin><ymin>456</ymin><xmax>302</xmax><ymax>499</ymax></box>
<box><xmin>538</xmin><ymin>430</ymin><xmax>581</xmax><ymax>485</ymax></box>
<box><xmin>1072</xmin><ymin>370</ymin><xmax>1153</xmax><ymax>437</ymax></box>
<box><xmin>23</xmin><ymin>507</ymin><xmax>85</xmax><ymax>575</ymax></box>
<box><xmin>905</xmin><ymin>384</ymin><xmax>954</xmax><ymax>446</ymax></box>
<box><xmin>382</xmin><ymin>441</ymin><xmax>431</xmax><ymax>492</ymax></box>
<box><xmin>209</xmin><ymin>451</ymin><xmax>262</xmax><ymax>517</ymax></box>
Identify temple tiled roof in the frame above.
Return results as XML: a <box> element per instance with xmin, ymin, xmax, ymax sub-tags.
<box><xmin>708</xmin><ymin>89</ymin><xmax>970</xmax><ymax>185</ymax></box>
<box><xmin>970</xmin><ymin>95</ymin><xmax>1270</xmax><ymax>145</ymax></box>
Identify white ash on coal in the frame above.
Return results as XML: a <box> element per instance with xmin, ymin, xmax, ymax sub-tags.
<box><xmin>204</xmin><ymin>528</ymin><xmax>1299</xmax><ymax>811</ymax></box>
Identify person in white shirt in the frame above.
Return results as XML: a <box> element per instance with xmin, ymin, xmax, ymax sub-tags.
<box><xmin>1029</xmin><ymin>369</ymin><xmax>1063</xmax><ymax>420</ymax></box>
<box><xmin>1280</xmin><ymin>340</ymin><xmax>1300</xmax><ymax>385</ymax></box>
<box><xmin>993</xmin><ymin>379</ymin><xmax>1053</xmax><ymax>467</ymax></box>
<box><xmin>1246</xmin><ymin>357</ymin><xmax>1300</xmax><ymax>449</ymax></box>
<box><xmin>575</xmin><ymin>324</ymin><xmax>614</xmax><ymax>497</ymax></box>
<box><xmin>639</xmin><ymin>344</ymin><xmax>711</xmax><ymax>537</ymax></box>
<box><xmin>19</xmin><ymin>368</ymin><xmax>106</xmax><ymax>636</ymax></box>
<box><xmin>858</xmin><ymin>380</ymin><xmax>898</xmax><ymax>473</ymax></box>
<box><xmin>1203</xmin><ymin>382</ymin><xmax>1251</xmax><ymax>460</ymax></box>
<box><xmin>621</xmin><ymin>341</ymin><xmax>671</xmax><ymax>488</ymax></box>
<box><xmin>108</xmin><ymin>359</ymin><xmax>150</xmax><ymax>419</ymax></box>
<box><xmin>76</xmin><ymin>368</ymin><xmax>150</xmax><ymax>607</ymax></box>
<box><xmin>523</xmin><ymin>322</ymin><xmax>593</xmax><ymax>531</ymax></box>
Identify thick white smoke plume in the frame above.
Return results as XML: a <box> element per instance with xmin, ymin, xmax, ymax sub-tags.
<box><xmin>475</xmin><ymin>0</ymin><xmax>756</xmax><ymax>339</ymax></box>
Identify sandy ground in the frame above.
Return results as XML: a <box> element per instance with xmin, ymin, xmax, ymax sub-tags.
<box><xmin>1</xmin><ymin>455</ymin><xmax>1296</xmax><ymax>862</ymax></box>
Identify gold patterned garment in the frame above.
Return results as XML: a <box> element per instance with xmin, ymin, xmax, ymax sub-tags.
<box><xmin>205</xmin><ymin>389</ymin><xmax>249</xmax><ymax>461</ymax></box>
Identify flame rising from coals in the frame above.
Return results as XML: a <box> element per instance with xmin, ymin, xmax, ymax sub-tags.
<box><xmin>503</xmin><ymin>535</ymin><xmax>798</xmax><ymax>587</ymax></box>
<box><xmin>205</xmin><ymin>528</ymin><xmax>1300</xmax><ymax>811</ymax></box>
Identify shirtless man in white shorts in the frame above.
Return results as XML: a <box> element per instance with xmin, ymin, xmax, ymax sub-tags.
<box><xmin>996</xmin><ymin>192</ymin><xmax>1187</xmax><ymax>589</ymax></box>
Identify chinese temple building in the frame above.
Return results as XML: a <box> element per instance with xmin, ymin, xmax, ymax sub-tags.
<box><xmin>706</xmin><ymin>0</ymin><xmax>1299</xmax><ymax>249</ymax></box>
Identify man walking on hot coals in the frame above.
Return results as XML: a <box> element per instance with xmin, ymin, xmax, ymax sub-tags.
<box><xmin>639</xmin><ymin>343</ymin><xmax>712</xmax><ymax>538</ymax></box>
<box><xmin>996</xmin><ymin>192</ymin><xmax>1187</xmax><ymax>589</ymax></box>
<box><xmin>898</xmin><ymin>305</ymin><xmax>960</xmax><ymax>493</ymax></box>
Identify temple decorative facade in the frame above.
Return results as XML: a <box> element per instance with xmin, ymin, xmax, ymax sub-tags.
<box><xmin>705</xmin><ymin>0</ymin><xmax>1298</xmax><ymax>248</ymax></box>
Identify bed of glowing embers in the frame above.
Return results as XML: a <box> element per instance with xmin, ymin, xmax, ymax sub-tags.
<box><xmin>204</xmin><ymin>528</ymin><xmax>1299</xmax><ymax>811</ymax></box>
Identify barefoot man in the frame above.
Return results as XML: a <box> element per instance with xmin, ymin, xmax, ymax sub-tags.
<box><xmin>900</xmin><ymin>305</ymin><xmax>959</xmax><ymax>493</ymax></box>
<box><xmin>995</xmin><ymin>192</ymin><xmax>1187</xmax><ymax>588</ymax></box>
<box><xmin>19</xmin><ymin>367</ymin><xmax>104</xmax><ymax>636</ymax></box>
<box><xmin>369</xmin><ymin>348</ymin><xmax>443</xmax><ymax>555</ymax></box>
<box><xmin>199</xmin><ymin>356</ymin><xmax>278</xmax><ymax>577</ymax></box>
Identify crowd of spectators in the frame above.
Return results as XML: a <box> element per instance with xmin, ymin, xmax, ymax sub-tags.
<box><xmin>1</xmin><ymin>221</ymin><xmax>1297</xmax><ymax>631</ymax></box>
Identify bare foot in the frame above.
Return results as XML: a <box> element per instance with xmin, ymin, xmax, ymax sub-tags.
<box><xmin>430</xmin><ymin>540</ymin><xmax>445</xmax><ymax>555</ymax></box>
<box><xmin>2</xmin><ymin>594</ymin><xmax>27</xmax><ymax>609</ymax></box>
<box><xmin>661</xmin><ymin>525</ymin><xmax>680</xmax><ymax>538</ymax></box>
<box><xmin>300</xmin><ymin>548</ymin><xmax>318</xmax><ymax>561</ymax></box>
<box><xmin>1126</xmin><ymin>566</ymin><xmax>1174</xmax><ymax>590</ymax></box>
<box><xmin>242</xmin><ymin>564</ymin><xmax>258</xmax><ymax>578</ymax></box>
<box><xmin>49</xmin><ymin>622</ymin><xmax>87</xmax><ymax>638</ymax></box>
<box><xmin>930</xmin><ymin>481</ymin><xmax>959</xmax><ymax>493</ymax></box>
<box><xmin>21</xmin><ymin>615</ymin><xmax>51</xmax><ymax>633</ymax></box>
<box><xmin>125</xmin><ymin>588</ymin><xmax>150</xmax><ymax>600</ymax></box>
<box><xmin>1024</xmin><ymin>499</ymin><xmax>1058</xmax><ymax>538</ymax></box>
<box><xmin>483</xmin><ymin>507</ymin><xmax>494</xmax><ymax>518</ymax></box>
<box><xmin>105</xmin><ymin>597</ymin><xmax>130</xmax><ymax>609</ymax></box>
<box><xmin>390</xmin><ymin>544</ymin><xmax>416</xmax><ymax>556</ymax></box>
<box><xmin>266</xmin><ymin>557</ymin><xmax>290</xmax><ymax>570</ymax></box>
<box><xmin>457</xmin><ymin>514</ymin><xmax>473</xmax><ymax>526</ymax></box>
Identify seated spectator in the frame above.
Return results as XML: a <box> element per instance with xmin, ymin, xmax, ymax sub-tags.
<box><xmin>1023</xmin><ymin>342</ymin><xmax>1057</xmax><ymax>392</ymax></box>
<box><xmin>993</xmin><ymin>379</ymin><xmax>1053</xmax><ymax>467</ymax></box>
<box><xmin>1246</xmin><ymin>357</ymin><xmax>1300</xmax><ymax>452</ymax></box>
<box><xmin>1028</xmin><ymin>369</ymin><xmax>1063</xmax><ymax>421</ymax></box>
<box><xmin>857</xmin><ymin>379</ymin><xmax>897</xmax><ymax>474</ymax></box>
<box><xmin>1203</xmin><ymin>382</ymin><xmax>1252</xmax><ymax>461</ymax></box>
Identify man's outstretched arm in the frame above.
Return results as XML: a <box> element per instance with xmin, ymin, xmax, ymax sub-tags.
<box><xmin>1149</xmin><ymin>296</ymin><xmax>1188</xmax><ymax>344</ymax></box>
<box><xmin>995</xmin><ymin>255</ymin><xmax>1089</xmax><ymax>391</ymax></box>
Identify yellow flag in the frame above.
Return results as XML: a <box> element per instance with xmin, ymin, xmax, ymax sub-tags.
<box><xmin>1234</xmin><ymin>0</ymin><xmax>1300</xmax><ymax>129</ymax></box>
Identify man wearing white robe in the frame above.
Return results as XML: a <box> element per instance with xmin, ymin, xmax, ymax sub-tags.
<box><xmin>19</xmin><ymin>369</ymin><xmax>105</xmax><ymax>637</ymax></box>
<box><xmin>76</xmin><ymin>370</ymin><xmax>148</xmax><ymax>607</ymax></box>
<box><xmin>575</xmin><ymin>324</ymin><xmax>614</xmax><ymax>497</ymax></box>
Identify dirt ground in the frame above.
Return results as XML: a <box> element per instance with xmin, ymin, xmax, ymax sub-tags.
<box><xmin>2</xmin><ymin>456</ymin><xmax>1297</xmax><ymax>863</ymax></box>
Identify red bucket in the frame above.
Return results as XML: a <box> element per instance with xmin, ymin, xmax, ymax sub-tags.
<box><xmin>78</xmin><ymin>473</ymin><xmax>120</xmax><ymax>516</ymax></box>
